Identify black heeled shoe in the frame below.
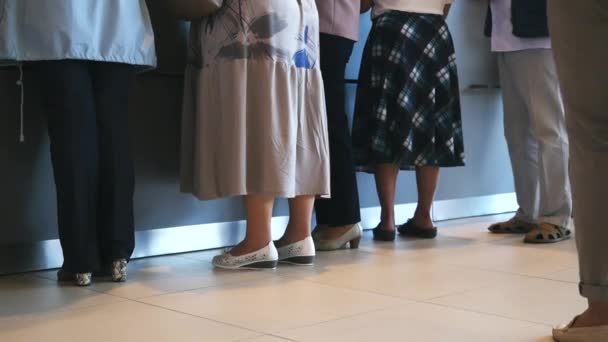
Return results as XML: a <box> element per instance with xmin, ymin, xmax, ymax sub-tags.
<box><xmin>373</xmin><ymin>225</ymin><xmax>396</xmax><ymax>241</ymax></box>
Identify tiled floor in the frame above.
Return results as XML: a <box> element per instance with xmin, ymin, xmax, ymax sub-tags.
<box><xmin>0</xmin><ymin>215</ymin><xmax>584</xmax><ymax>341</ymax></box>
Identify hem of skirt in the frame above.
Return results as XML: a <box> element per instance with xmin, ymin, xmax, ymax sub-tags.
<box><xmin>355</xmin><ymin>161</ymin><xmax>465</xmax><ymax>174</ymax></box>
<box><xmin>181</xmin><ymin>189</ymin><xmax>331</xmax><ymax>201</ymax></box>
<box><xmin>579</xmin><ymin>282</ymin><xmax>608</xmax><ymax>302</ymax></box>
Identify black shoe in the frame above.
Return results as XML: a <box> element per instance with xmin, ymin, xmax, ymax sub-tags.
<box><xmin>373</xmin><ymin>226</ymin><xmax>396</xmax><ymax>241</ymax></box>
<box><xmin>398</xmin><ymin>219</ymin><xmax>437</xmax><ymax>239</ymax></box>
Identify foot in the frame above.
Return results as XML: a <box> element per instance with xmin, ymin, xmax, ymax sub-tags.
<box><xmin>524</xmin><ymin>222</ymin><xmax>572</xmax><ymax>244</ymax></box>
<box><xmin>111</xmin><ymin>259</ymin><xmax>128</xmax><ymax>282</ymax></box>
<box><xmin>411</xmin><ymin>213</ymin><xmax>435</xmax><ymax>231</ymax></box>
<box><xmin>571</xmin><ymin>308</ymin><xmax>608</xmax><ymax>329</ymax></box>
<box><xmin>277</xmin><ymin>236</ymin><xmax>315</xmax><ymax>266</ymax></box>
<box><xmin>314</xmin><ymin>223</ymin><xmax>363</xmax><ymax>251</ymax></box>
<box><xmin>376</xmin><ymin>219</ymin><xmax>395</xmax><ymax>233</ymax></box>
<box><xmin>398</xmin><ymin>219</ymin><xmax>438</xmax><ymax>239</ymax></box>
<box><xmin>314</xmin><ymin>225</ymin><xmax>358</xmax><ymax>241</ymax></box>
<box><xmin>554</xmin><ymin>310</ymin><xmax>608</xmax><ymax>342</ymax></box>
<box><xmin>311</xmin><ymin>224</ymin><xmax>329</xmax><ymax>239</ymax></box>
<box><xmin>212</xmin><ymin>241</ymin><xmax>278</xmax><ymax>270</ymax></box>
<box><xmin>488</xmin><ymin>217</ymin><xmax>536</xmax><ymax>234</ymax></box>
<box><xmin>373</xmin><ymin>220</ymin><xmax>396</xmax><ymax>241</ymax></box>
<box><xmin>229</xmin><ymin>239</ymin><xmax>272</xmax><ymax>257</ymax></box>
<box><xmin>57</xmin><ymin>269</ymin><xmax>92</xmax><ymax>287</ymax></box>
<box><xmin>275</xmin><ymin>224</ymin><xmax>310</xmax><ymax>249</ymax></box>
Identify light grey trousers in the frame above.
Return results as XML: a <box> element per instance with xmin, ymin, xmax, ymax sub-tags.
<box><xmin>498</xmin><ymin>49</ymin><xmax>572</xmax><ymax>227</ymax></box>
<box><xmin>549</xmin><ymin>0</ymin><xmax>608</xmax><ymax>302</ymax></box>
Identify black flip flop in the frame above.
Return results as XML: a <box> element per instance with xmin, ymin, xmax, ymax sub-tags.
<box><xmin>398</xmin><ymin>219</ymin><xmax>437</xmax><ymax>239</ymax></box>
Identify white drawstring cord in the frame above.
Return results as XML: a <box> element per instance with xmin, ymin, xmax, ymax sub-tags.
<box><xmin>16</xmin><ymin>64</ymin><xmax>25</xmax><ymax>142</ymax></box>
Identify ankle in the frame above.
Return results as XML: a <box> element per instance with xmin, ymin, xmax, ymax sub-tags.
<box><xmin>378</xmin><ymin>219</ymin><xmax>395</xmax><ymax>231</ymax></box>
<box><xmin>277</xmin><ymin>225</ymin><xmax>310</xmax><ymax>246</ymax></box>
<box><xmin>239</xmin><ymin>237</ymin><xmax>271</xmax><ymax>251</ymax></box>
<box><xmin>588</xmin><ymin>301</ymin><xmax>608</xmax><ymax>318</ymax></box>
<box><xmin>413</xmin><ymin>210</ymin><xmax>433</xmax><ymax>226</ymax></box>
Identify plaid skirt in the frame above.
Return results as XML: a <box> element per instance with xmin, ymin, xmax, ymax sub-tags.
<box><xmin>352</xmin><ymin>11</ymin><xmax>465</xmax><ymax>171</ymax></box>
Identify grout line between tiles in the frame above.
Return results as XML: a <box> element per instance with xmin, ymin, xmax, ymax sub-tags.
<box><xmin>131</xmin><ymin>271</ymin><xmax>283</xmax><ymax>301</ymax></box>
<box><xmin>418</xmin><ymin>300</ymin><xmax>554</xmax><ymax>328</ymax></box>
<box><xmin>270</xmin><ymin>304</ymin><xmax>409</xmax><ymax>338</ymax></box>
<box><xmin>131</xmin><ymin>298</ymin><xmax>266</xmax><ymax>336</ymax></box>
<box><xmin>265</xmin><ymin>334</ymin><xmax>299</xmax><ymax>342</ymax></box>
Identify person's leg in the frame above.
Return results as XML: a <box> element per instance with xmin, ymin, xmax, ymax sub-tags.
<box><xmin>374</xmin><ymin>164</ymin><xmax>399</xmax><ymax>232</ymax></box>
<box><xmin>314</xmin><ymin>34</ymin><xmax>361</xmax><ymax>239</ymax></box>
<box><xmin>37</xmin><ymin>61</ymin><xmax>100</xmax><ymax>285</ymax></box>
<box><xmin>37</xmin><ymin>60</ymin><xmax>100</xmax><ymax>276</ymax></box>
<box><xmin>230</xmin><ymin>194</ymin><xmax>275</xmax><ymax>256</ymax></box>
<box><xmin>411</xmin><ymin>166</ymin><xmax>439</xmax><ymax>229</ymax></box>
<box><xmin>89</xmin><ymin>62</ymin><xmax>136</xmax><ymax>272</ymax></box>
<box><xmin>498</xmin><ymin>52</ymin><xmax>540</xmax><ymax>224</ymax></box>
<box><xmin>549</xmin><ymin>0</ymin><xmax>608</xmax><ymax>329</ymax></box>
<box><xmin>277</xmin><ymin>195</ymin><xmax>315</xmax><ymax>247</ymax></box>
<box><xmin>515</xmin><ymin>50</ymin><xmax>572</xmax><ymax>243</ymax></box>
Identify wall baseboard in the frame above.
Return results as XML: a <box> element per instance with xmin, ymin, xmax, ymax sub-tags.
<box><xmin>0</xmin><ymin>193</ymin><xmax>517</xmax><ymax>275</ymax></box>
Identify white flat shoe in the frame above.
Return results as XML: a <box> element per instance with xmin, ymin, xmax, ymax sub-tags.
<box><xmin>277</xmin><ymin>236</ymin><xmax>315</xmax><ymax>266</ymax></box>
<box><xmin>212</xmin><ymin>242</ymin><xmax>278</xmax><ymax>270</ymax></box>
<box><xmin>314</xmin><ymin>223</ymin><xmax>362</xmax><ymax>251</ymax></box>
<box><xmin>553</xmin><ymin>316</ymin><xmax>608</xmax><ymax>342</ymax></box>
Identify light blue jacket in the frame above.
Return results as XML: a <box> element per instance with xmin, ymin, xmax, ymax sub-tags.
<box><xmin>0</xmin><ymin>0</ymin><xmax>157</xmax><ymax>67</ymax></box>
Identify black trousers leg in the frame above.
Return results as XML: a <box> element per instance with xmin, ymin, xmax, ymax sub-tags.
<box><xmin>314</xmin><ymin>34</ymin><xmax>361</xmax><ymax>226</ymax></box>
<box><xmin>37</xmin><ymin>60</ymin><xmax>100</xmax><ymax>273</ymax></box>
<box><xmin>90</xmin><ymin>62</ymin><xmax>136</xmax><ymax>264</ymax></box>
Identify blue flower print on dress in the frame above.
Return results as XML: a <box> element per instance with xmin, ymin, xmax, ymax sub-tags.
<box><xmin>293</xmin><ymin>26</ymin><xmax>315</xmax><ymax>69</ymax></box>
<box><xmin>190</xmin><ymin>0</ymin><xmax>319</xmax><ymax>70</ymax></box>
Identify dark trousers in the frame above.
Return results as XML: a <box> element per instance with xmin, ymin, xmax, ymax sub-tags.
<box><xmin>314</xmin><ymin>34</ymin><xmax>361</xmax><ymax>226</ymax></box>
<box><xmin>36</xmin><ymin>60</ymin><xmax>136</xmax><ymax>273</ymax></box>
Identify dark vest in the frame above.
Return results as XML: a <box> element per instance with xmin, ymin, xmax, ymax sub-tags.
<box><xmin>484</xmin><ymin>0</ymin><xmax>549</xmax><ymax>38</ymax></box>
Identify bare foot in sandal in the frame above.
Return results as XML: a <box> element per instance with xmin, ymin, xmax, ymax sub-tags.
<box><xmin>488</xmin><ymin>217</ymin><xmax>536</xmax><ymax>234</ymax></box>
<box><xmin>525</xmin><ymin>222</ymin><xmax>572</xmax><ymax>244</ymax></box>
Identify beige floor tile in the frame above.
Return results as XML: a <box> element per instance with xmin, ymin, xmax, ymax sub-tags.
<box><xmin>0</xmin><ymin>274</ymin><xmax>123</xmax><ymax>320</ymax></box>
<box><xmin>275</xmin><ymin>248</ymin><xmax>398</xmax><ymax>278</ymax></box>
<box><xmin>430</xmin><ymin>277</ymin><xmax>587</xmax><ymax>326</ymax></box>
<box><xmin>492</xmin><ymin>234</ymin><xmax>578</xmax><ymax>254</ymax></box>
<box><xmin>438</xmin><ymin>219</ymin><xmax>523</xmax><ymax>243</ymax></box>
<box><xmin>287</xmin><ymin>259</ymin><xmax>525</xmax><ymax>301</ymax></box>
<box><xmin>141</xmin><ymin>277</ymin><xmax>410</xmax><ymax>334</ymax></box>
<box><xmin>357</xmin><ymin>230</ymin><xmax>479</xmax><ymax>260</ymax></box>
<box><xmin>34</xmin><ymin>255</ymin><xmax>274</xmax><ymax>300</ymax></box>
<box><xmin>541</xmin><ymin>267</ymin><xmax>579</xmax><ymax>284</ymax></box>
<box><xmin>241</xmin><ymin>335</ymin><xmax>294</xmax><ymax>342</ymax></box>
<box><xmin>0</xmin><ymin>301</ymin><xmax>257</xmax><ymax>342</ymax></box>
<box><xmin>277</xmin><ymin>302</ymin><xmax>553</xmax><ymax>342</ymax></box>
<box><xmin>0</xmin><ymin>214</ymin><xmax>588</xmax><ymax>342</ymax></box>
<box><xmin>427</xmin><ymin>242</ymin><xmax>578</xmax><ymax>277</ymax></box>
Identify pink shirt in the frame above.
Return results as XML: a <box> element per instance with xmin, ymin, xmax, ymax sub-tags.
<box><xmin>315</xmin><ymin>0</ymin><xmax>360</xmax><ymax>41</ymax></box>
<box><xmin>490</xmin><ymin>0</ymin><xmax>551</xmax><ymax>52</ymax></box>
